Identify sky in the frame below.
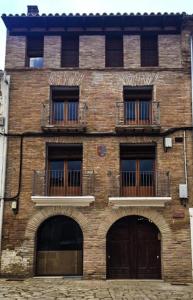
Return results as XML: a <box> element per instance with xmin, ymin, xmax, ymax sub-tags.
<box><xmin>0</xmin><ymin>0</ymin><xmax>193</xmax><ymax>70</ymax></box>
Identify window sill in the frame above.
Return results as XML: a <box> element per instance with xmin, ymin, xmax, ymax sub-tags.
<box><xmin>109</xmin><ymin>197</ymin><xmax>171</xmax><ymax>208</ymax></box>
<box><xmin>31</xmin><ymin>196</ymin><xmax>95</xmax><ymax>207</ymax></box>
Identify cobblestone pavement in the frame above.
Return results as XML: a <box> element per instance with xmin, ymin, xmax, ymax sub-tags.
<box><xmin>0</xmin><ymin>278</ymin><xmax>192</xmax><ymax>300</ymax></box>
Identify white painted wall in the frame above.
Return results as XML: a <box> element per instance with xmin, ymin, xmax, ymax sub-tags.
<box><xmin>0</xmin><ymin>71</ymin><xmax>10</xmax><ymax>253</ymax></box>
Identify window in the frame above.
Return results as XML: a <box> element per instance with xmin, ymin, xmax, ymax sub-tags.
<box><xmin>106</xmin><ymin>36</ymin><xmax>123</xmax><ymax>67</ymax></box>
<box><xmin>124</xmin><ymin>86</ymin><xmax>152</xmax><ymax>125</ymax></box>
<box><xmin>51</xmin><ymin>86</ymin><xmax>79</xmax><ymax>125</ymax></box>
<box><xmin>48</xmin><ymin>145</ymin><xmax>82</xmax><ymax>196</ymax></box>
<box><xmin>141</xmin><ymin>35</ymin><xmax>158</xmax><ymax>67</ymax></box>
<box><xmin>61</xmin><ymin>36</ymin><xmax>79</xmax><ymax>67</ymax></box>
<box><xmin>120</xmin><ymin>145</ymin><xmax>155</xmax><ymax>197</ymax></box>
<box><xmin>27</xmin><ymin>36</ymin><xmax>44</xmax><ymax>68</ymax></box>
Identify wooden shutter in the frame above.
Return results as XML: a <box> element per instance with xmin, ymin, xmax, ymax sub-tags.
<box><xmin>106</xmin><ymin>36</ymin><xmax>123</xmax><ymax>67</ymax></box>
<box><xmin>61</xmin><ymin>37</ymin><xmax>79</xmax><ymax>67</ymax></box>
<box><xmin>141</xmin><ymin>35</ymin><xmax>158</xmax><ymax>67</ymax></box>
<box><xmin>27</xmin><ymin>36</ymin><xmax>44</xmax><ymax>57</ymax></box>
<box><xmin>120</xmin><ymin>145</ymin><xmax>155</xmax><ymax>159</ymax></box>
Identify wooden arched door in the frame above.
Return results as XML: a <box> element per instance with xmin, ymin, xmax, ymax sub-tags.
<box><xmin>36</xmin><ymin>215</ymin><xmax>83</xmax><ymax>276</ymax></box>
<box><xmin>106</xmin><ymin>216</ymin><xmax>161</xmax><ymax>279</ymax></box>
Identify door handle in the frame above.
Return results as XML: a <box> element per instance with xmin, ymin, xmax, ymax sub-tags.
<box><xmin>157</xmin><ymin>255</ymin><xmax>160</xmax><ymax>259</ymax></box>
<box><xmin>108</xmin><ymin>255</ymin><xmax>111</xmax><ymax>259</ymax></box>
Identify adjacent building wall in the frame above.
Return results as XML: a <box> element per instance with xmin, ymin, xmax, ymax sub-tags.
<box><xmin>0</xmin><ymin>71</ymin><xmax>10</xmax><ymax>255</ymax></box>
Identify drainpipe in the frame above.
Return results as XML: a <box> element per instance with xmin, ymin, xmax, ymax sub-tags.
<box><xmin>0</xmin><ymin>72</ymin><xmax>10</xmax><ymax>254</ymax></box>
<box><xmin>189</xmin><ymin>34</ymin><xmax>193</xmax><ymax>278</ymax></box>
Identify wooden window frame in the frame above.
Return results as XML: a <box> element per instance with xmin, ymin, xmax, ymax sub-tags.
<box><xmin>124</xmin><ymin>87</ymin><xmax>153</xmax><ymax>125</ymax></box>
<box><xmin>120</xmin><ymin>145</ymin><xmax>156</xmax><ymax>197</ymax></box>
<box><xmin>47</xmin><ymin>144</ymin><xmax>82</xmax><ymax>196</ymax></box>
<box><xmin>51</xmin><ymin>86</ymin><xmax>79</xmax><ymax>125</ymax></box>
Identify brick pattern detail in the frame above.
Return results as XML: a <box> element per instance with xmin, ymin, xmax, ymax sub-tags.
<box><xmin>5</xmin><ymin>35</ymin><xmax>26</xmax><ymax>68</ymax></box>
<box><xmin>159</xmin><ymin>35</ymin><xmax>182</xmax><ymax>68</ymax></box>
<box><xmin>79</xmin><ymin>36</ymin><xmax>105</xmax><ymax>68</ymax></box>
<box><xmin>44</xmin><ymin>36</ymin><xmax>61</xmax><ymax>68</ymax></box>
<box><xmin>124</xmin><ymin>35</ymin><xmax>140</xmax><ymax>68</ymax></box>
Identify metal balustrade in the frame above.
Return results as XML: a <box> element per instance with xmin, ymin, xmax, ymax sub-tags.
<box><xmin>41</xmin><ymin>102</ymin><xmax>87</xmax><ymax>128</ymax></box>
<box><xmin>32</xmin><ymin>169</ymin><xmax>95</xmax><ymax>196</ymax></box>
<box><xmin>109</xmin><ymin>171</ymin><xmax>170</xmax><ymax>197</ymax></box>
<box><xmin>116</xmin><ymin>101</ymin><xmax>160</xmax><ymax>126</ymax></box>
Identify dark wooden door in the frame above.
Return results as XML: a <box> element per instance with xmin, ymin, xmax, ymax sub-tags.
<box><xmin>106</xmin><ymin>216</ymin><xmax>161</xmax><ymax>279</ymax></box>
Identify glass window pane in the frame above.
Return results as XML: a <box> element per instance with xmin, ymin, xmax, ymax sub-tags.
<box><xmin>139</xmin><ymin>101</ymin><xmax>150</xmax><ymax>121</ymax></box>
<box><xmin>68</xmin><ymin>160</ymin><xmax>81</xmax><ymax>186</ymax></box>
<box><xmin>50</xmin><ymin>160</ymin><xmax>64</xmax><ymax>186</ymax></box>
<box><xmin>68</xmin><ymin>102</ymin><xmax>78</xmax><ymax>121</ymax></box>
<box><xmin>125</xmin><ymin>101</ymin><xmax>136</xmax><ymax>121</ymax></box>
<box><xmin>29</xmin><ymin>57</ymin><xmax>43</xmax><ymax>68</ymax></box>
<box><xmin>53</xmin><ymin>102</ymin><xmax>64</xmax><ymax>122</ymax></box>
<box><xmin>121</xmin><ymin>160</ymin><xmax>136</xmax><ymax>186</ymax></box>
<box><xmin>139</xmin><ymin>160</ymin><xmax>154</xmax><ymax>186</ymax></box>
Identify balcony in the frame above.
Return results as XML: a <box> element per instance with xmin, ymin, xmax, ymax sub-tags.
<box><xmin>115</xmin><ymin>101</ymin><xmax>160</xmax><ymax>133</ymax></box>
<box><xmin>31</xmin><ymin>169</ymin><xmax>95</xmax><ymax>207</ymax></box>
<box><xmin>41</xmin><ymin>102</ymin><xmax>87</xmax><ymax>132</ymax></box>
<box><xmin>109</xmin><ymin>171</ymin><xmax>171</xmax><ymax>208</ymax></box>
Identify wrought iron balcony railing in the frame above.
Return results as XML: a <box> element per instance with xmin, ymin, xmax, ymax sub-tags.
<box><xmin>116</xmin><ymin>101</ymin><xmax>160</xmax><ymax>127</ymax></box>
<box><xmin>109</xmin><ymin>171</ymin><xmax>170</xmax><ymax>197</ymax></box>
<box><xmin>32</xmin><ymin>170</ymin><xmax>95</xmax><ymax>197</ymax></box>
<box><xmin>41</xmin><ymin>102</ymin><xmax>87</xmax><ymax>129</ymax></box>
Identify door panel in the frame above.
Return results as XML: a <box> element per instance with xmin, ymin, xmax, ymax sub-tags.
<box><xmin>36</xmin><ymin>215</ymin><xmax>83</xmax><ymax>276</ymax></box>
<box><xmin>36</xmin><ymin>250</ymin><xmax>82</xmax><ymax>276</ymax></box>
<box><xmin>107</xmin><ymin>216</ymin><xmax>161</xmax><ymax>279</ymax></box>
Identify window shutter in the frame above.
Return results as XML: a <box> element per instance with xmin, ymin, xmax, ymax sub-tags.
<box><xmin>27</xmin><ymin>36</ymin><xmax>44</xmax><ymax>57</ymax></box>
<box><xmin>141</xmin><ymin>35</ymin><xmax>158</xmax><ymax>67</ymax></box>
<box><xmin>106</xmin><ymin>36</ymin><xmax>123</xmax><ymax>67</ymax></box>
<box><xmin>61</xmin><ymin>37</ymin><xmax>79</xmax><ymax>67</ymax></box>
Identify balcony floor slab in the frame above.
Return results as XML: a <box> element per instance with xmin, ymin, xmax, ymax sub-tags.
<box><xmin>109</xmin><ymin>197</ymin><xmax>171</xmax><ymax>208</ymax></box>
<box><xmin>31</xmin><ymin>196</ymin><xmax>95</xmax><ymax>207</ymax></box>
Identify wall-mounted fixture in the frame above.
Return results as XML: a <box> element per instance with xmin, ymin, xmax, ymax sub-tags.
<box><xmin>179</xmin><ymin>184</ymin><xmax>188</xmax><ymax>206</ymax></box>
<box><xmin>0</xmin><ymin>117</ymin><xmax>5</xmax><ymax>126</ymax></box>
<box><xmin>163</xmin><ymin>137</ymin><xmax>172</xmax><ymax>152</ymax></box>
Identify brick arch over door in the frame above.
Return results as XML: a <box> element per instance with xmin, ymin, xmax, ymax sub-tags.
<box><xmin>97</xmin><ymin>207</ymin><xmax>172</xmax><ymax>280</ymax></box>
<box><xmin>24</xmin><ymin>207</ymin><xmax>89</xmax><ymax>276</ymax></box>
<box><xmin>98</xmin><ymin>208</ymin><xmax>171</xmax><ymax>238</ymax></box>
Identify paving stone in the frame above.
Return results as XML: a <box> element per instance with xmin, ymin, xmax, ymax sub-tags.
<box><xmin>0</xmin><ymin>279</ymin><xmax>193</xmax><ymax>299</ymax></box>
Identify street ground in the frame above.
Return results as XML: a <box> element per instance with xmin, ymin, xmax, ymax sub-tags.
<box><xmin>0</xmin><ymin>278</ymin><xmax>192</xmax><ymax>300</ymax></box>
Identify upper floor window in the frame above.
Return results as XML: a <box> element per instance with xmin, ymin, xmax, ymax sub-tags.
<box><xmin>141</xmin><ymin>35</ymin><xmax>158</xmax><ymax>67</ymax></box>
<box><xmin>61</xmin><ymin>36</ymin><xmax>79</xmax><ymax>67</ymax></box>
<box><xmin>124</xmin><ymin>86</ymin><xmax>152</xmax><ymax>125</ymax></box>
<box><xmin>105</xmin><ymin>36</ymin><xmax>123</xmax><ymax>67</ymax></box>
<box><xmin>120</xmin><ymin>144</ymin><xmax>155</xmax><ymax>197</ymax></box>
<box><xmin>48</xmin><ymin>144</ymin><xmax>82</xmax><ymax>196</ymax></box>
<box><xmin>27</xmin><ymin>36</ymin><xmax>44</xmax><ymax>68</ymax></box>
<box><xmin>51</xmin><ymin>86</ymin><xmax>79</xmax><ymax>125</ymax></box>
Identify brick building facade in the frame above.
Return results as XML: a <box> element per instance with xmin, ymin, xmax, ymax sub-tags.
<box><xmin>1</xmin><ymin>6</ymin><xmax>193</xmax><ymax>282</ymax></box>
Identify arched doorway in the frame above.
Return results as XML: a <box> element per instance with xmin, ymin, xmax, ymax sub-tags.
<box><xmin>106</xmin><ymin>215</ymin><xmax>161</xmax><ymax>279</ymax></box>
<box><xmin>36</xmin><ymin>215</ymin><xmax>83</xmax><ymax>276</ymax></box>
